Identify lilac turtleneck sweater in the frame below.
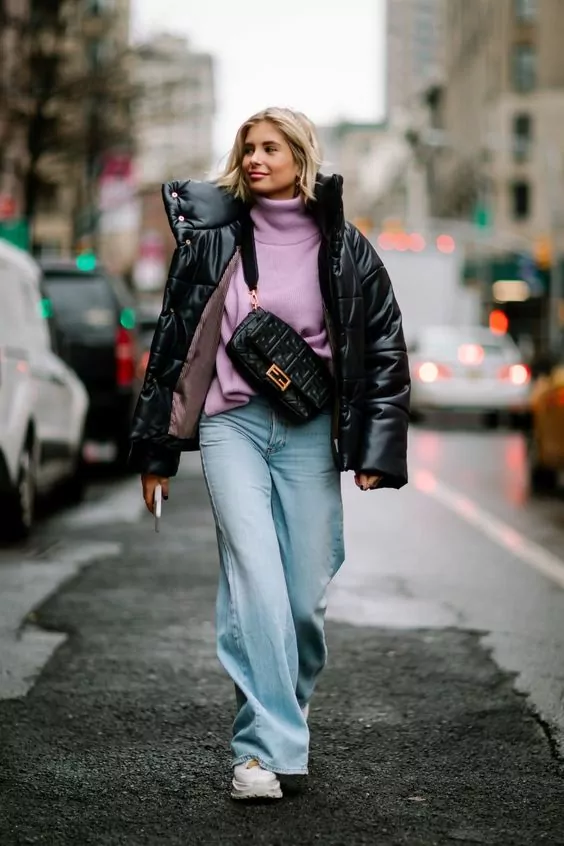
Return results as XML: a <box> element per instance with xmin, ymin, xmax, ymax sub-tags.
<box><xmin>204</xmin><ymin>195</ymin><xmax>331</xmax><ymax>417</ymax></box>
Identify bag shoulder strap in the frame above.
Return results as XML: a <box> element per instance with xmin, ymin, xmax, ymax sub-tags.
<box><xmin>240</xmin><ymin>213</ymin><xmax>259</xmax><ymax>291</ymax></box>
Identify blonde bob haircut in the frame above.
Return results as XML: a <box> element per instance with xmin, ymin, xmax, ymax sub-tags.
<box><xmin>216</xmin><ymin>107</ymin><xmax>323</xmax><ymax>204</ymax></box>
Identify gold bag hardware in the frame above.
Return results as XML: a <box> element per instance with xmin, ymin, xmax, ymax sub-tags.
<box><xmin>266</xmin><ymin>364</ymin><xmax>291</xmax><ymax>391</ymax></box>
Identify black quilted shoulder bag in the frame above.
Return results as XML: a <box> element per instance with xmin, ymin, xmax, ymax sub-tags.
<box><xmin>225</xmin><ymin>216</ymin><xmax>334</xmax><ymax>424</ymax></box>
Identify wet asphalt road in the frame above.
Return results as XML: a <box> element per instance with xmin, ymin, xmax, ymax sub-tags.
<box><xmin>1</xmin><ymin>424</ymin><xmax>564</xmax><ymax>845</ymax></box>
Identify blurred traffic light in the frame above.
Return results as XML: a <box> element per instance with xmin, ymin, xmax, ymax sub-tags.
<box><xmin>119</xmin><ymin>308</ymin><xmax>136</xmax><ymax>330</ymax></box>
<box><xmin>76</xmin><ymin>252</ymin><xmax>97</xmax><ymax>272</ymax></box>
<box><xmin>489</xmin><ymin>309</ymin><xmax>509</xmax><ymax>335</ymax></box>
<box><xmin>39</xmin><ymin>298</ymin><xmax>53</xmax><ymax>319</ymax></box>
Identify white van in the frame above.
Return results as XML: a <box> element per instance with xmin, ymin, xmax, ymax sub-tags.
<box><xmin>0</xmin><ymin>240</ymin><xmax>89</xmax><ymax>540</ymax></box>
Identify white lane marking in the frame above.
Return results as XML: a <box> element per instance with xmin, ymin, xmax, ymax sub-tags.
<box><xmin>413</xmin><ymin>467</ymin><xmax>564</xmax><ymax>590</ymax></box>
<box><xmin>0</xmin><ymin>541</ymin><xmax>121</xmax><ymax>699</ymax></box>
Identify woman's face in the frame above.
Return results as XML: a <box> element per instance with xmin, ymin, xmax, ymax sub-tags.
<box><xmin>242</xmin><ymin>121</ymin><xmax>299</xmax><ymax>201</ymax></box>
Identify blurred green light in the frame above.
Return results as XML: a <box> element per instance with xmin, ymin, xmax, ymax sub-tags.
<box><xmin>120</xmin><ymin>307</ymin><xmax>136</xmax><ymax>330</ymax></box>
<box><xmin>76</xmin><ymin>252</ymin><xmax>97</xmax><ymax>272</ymax></box>
<box><xmin>39</xmin><ymin>298</ymin><xmax>53</xmax><ymax>319</ymax></box>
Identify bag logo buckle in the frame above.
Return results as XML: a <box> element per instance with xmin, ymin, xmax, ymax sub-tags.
<box><xmin>266</xmin><ymin>364</ymin><xmax>291</xmax><ymax>391</ymax></box>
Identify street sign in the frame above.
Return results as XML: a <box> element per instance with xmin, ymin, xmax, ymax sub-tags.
<box><xmin>473</xmin><ymin>203</ymin><xmax>492</xmax><ymax>230</ymax></box>
<box><xmin>133</xmin><ymin>230</ymin><xmax>166</xmax><ymax>292</ymax></box>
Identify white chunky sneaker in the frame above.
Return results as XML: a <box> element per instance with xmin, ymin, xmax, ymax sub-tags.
<box><xmin>301</xmin><ymin>703</ymin><xmax>310</xmax><ymax>720</ymax></box>
<box><xmin>231</xmin><ymin>759</ymin><xmax>283</xmax><ymax>800</ymax></box>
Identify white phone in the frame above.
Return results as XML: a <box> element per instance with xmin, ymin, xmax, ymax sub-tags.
<box><xmin>153</xmin><ymin>483</ymin><xmax>162</xmax><ymax>533</ymax></box>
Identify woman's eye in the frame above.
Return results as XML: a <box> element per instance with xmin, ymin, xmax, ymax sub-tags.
<box><xmin>265</xmin><ymin>146</ymin><xmax>276</xmax><ymax>154</ymax></box>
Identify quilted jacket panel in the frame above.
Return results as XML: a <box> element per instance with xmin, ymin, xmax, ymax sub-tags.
<box><xmin>129</xmin><ymin>174</ymin><xmax>411</xmax><ymax>488</ymax></box>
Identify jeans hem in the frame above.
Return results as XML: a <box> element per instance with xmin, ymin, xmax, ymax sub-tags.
<box><xmin>233</xmin><ymin>754</ymin><xmax>309</xmax><ymax>776</ymax></box>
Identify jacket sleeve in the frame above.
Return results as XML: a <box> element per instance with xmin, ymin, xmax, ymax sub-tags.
<box><xmin>128</xmin><ymin>440</ymin><xmax>181</xmax><ymax>478</ymax></box>
<box><xmin>127</xmin><ymin>241</ymin><xmax>184</xmax><ymax>479</ymax></box>
<box><xmin>351</xmin><ymin>228</ymin><xmax>411</xmax><ymax>488</ymax></box>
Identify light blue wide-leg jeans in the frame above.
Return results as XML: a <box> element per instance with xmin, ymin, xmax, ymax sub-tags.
<box><xmin>199</xmin><ymin>397</ymin><xmax>344</xmax><ymax>775</ymax></box>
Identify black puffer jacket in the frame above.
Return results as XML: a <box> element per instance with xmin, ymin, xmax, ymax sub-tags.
<box><xmin>129</xmin><ymin>174</ymin><xmax>411</xmax><ymax>488</ymax></box>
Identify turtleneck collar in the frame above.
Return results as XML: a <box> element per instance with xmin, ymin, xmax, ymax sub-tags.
<box><xmin>250</xmin><ymin>195</ymin><xmax>320</xmax><ymax>246</ymax></box>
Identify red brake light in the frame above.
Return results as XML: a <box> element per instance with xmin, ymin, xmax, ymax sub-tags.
<box><xmin>416</xmin><ymin>361</ymin><xmax>452</xmax><ymax>383</ymax></box>
<box><xmin>490</xmin><ymin>310</ymin><xmax>509</xmax><ymax>335</ymax></box>
<box><xmin>498</xmin><ymin>364</ymin><xmax>530</xmax><ymax>385</ymax></box>
<box><xmin>116</xmin><ymin>326</ymin><xmax>135</xmax><ymax>387</ymax></box>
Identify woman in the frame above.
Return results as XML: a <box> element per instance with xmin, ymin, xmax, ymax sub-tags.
<box><xmin>129</xmin><ymin>107</ymin><xmax>410</xmax><ymax>800</ymax></box>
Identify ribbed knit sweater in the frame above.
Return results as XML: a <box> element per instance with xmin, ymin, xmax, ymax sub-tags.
<box><xmin>204</xmin><ymin>195</ymin><xmax>331</xmax><ymax>416</ymax></box>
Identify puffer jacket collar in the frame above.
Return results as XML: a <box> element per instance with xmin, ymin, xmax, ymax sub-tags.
<box><xmin>162</xmin><ymin>173</ymin><xmax>345</xmax><ymax>250</ymax></box>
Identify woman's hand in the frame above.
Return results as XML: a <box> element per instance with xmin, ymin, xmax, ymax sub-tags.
<box><xmin>141</xmin><ymin>474</ymin><xmax>170</xmax><ymax>514</ymax></box>
<box><xmin>354</xmin><ymin>472</ymin><xmax>382</xmax><ymax>491</ymax></box>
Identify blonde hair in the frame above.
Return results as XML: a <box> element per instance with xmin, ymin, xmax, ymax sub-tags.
<box><xmin>216</xmin><ymin>107</ymin><xmax>323</xmax><ymax>203</ymax></box>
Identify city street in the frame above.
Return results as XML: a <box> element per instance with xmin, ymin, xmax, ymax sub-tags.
<box><xmin>1</xmin><ymin>423</ymin><xmax>564</xmax><ymax>845</ymax></box>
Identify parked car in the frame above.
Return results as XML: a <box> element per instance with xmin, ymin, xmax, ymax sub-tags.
<box><xmin>527</xmin><ymin>358</ymin><xmax>564</xmax><ymax>493</ymax></box>
<box><xmin>39</xmin><ymin>260</ymin><xmax>140</xmax><ymax>469</ymax></box>
<box><xmin>409</xmin><ymin>325</ymin><xmax>531</xmax><ymax>427</ymax></box>
<box><xmin>0</xmin><ymin>241</ymin><xmax>89</xmax><ymax>541</ymax></box>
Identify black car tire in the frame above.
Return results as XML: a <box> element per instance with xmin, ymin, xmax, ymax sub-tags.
<box><xmin>0</xmin><ymin>438</ymin><xmax>37</xmax><ymax>542</ymax></box>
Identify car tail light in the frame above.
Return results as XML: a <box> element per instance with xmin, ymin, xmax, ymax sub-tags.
<box><xmin>415</xmin><ymin>361</ymin><xmax>452</xmax><ymax>383</ymax></box>
<box><xmin>116</xmin><ymin>326</ymin><xmax>135</xmax><ymax>387</ymax></box>
<box><xmin>498</xmin><ymin>363</ymin><xmax>530</xmax><ymax>385</ymax></box>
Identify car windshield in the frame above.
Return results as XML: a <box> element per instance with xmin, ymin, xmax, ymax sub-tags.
<box><xmin>42</xmin><ymin>276</ymin><xmax>116</xmax><ymax>331</ymax></box>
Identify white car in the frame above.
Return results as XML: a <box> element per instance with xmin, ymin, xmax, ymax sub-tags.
<box><xmin>0</xmin><ymin>240</ymin><xmax>89</xmax><ymax>541</ymax></box>
<box><xmin>409</xmin><ymin>326</ymin><xmax>531</xmax><ymax>427</ymax></box>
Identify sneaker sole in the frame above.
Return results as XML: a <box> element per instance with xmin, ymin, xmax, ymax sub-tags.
<box><xmin>231</xmin><ymin>779</ymin><xmax>283</xmax><ymax>801</ymax></box>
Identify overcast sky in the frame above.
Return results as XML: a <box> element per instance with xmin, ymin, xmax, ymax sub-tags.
<box><xmin>131</xmin><ymin>0</ymin><xmax>387</xmax><ymax>162</ymax></box>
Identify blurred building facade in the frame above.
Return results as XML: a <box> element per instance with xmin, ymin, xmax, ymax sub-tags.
<box><xmin>322</xmin><ymin>0</ymin><xmax>445</xmax><ymax>235</ymax></box>
<box><xmin>386</xmin><ymin>0</ymin><xmax>444</xmax><ymax>121</ymax></box>
<box><xmin>318</xmin><ymin>121</ymin><xmax>388</xmax><ymax>223</ymax></box>
<box><xmin>36</xmin><ymin>0</ymin><xmax>134</xmax><ymax>262</ymax></box>
<box><xmin>131</xmin><ymin>34</ymin><xmax>215</xmax><ymax>293</ymax></box>
<box><xmin>134</xmin><ymin>34</ymin><xmax>214</xmax><ymax>185</ymax></box>
<box><xmin>0</xmin><ymin>0</ymin><xmax>30</xmax><ymax>247</ymax></box>
<box><xmin>0</xmin><ymin>0</ymin><xmax>135</xmax><ymax>262</ymax></box>
<box><xmin>433</xmin><ymin>0</ymin><xmax>564</xmax><ymax>254</ymax></box>
<box><xmin>426</xmin><ymin>0</ymin><xmax>564</xmax><ymax>353</ymax></box>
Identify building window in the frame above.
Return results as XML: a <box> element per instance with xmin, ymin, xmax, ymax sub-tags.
<box><xmin>512</xmin><ymin>113</ymin><xmax>533</xmax><ymax>160</ymax></box>
<box><xmin>512</xmin><ymin>44</ymin><xmax>537</xmax><ymax>92</ymax></box>
<box><xmin>511</xmin><ymin>181</ymin><xmax>531</xmax><ymax>219</ymax></box>
<box><xmin>514</xmin><ymin>0</ymin><xmax>537</xmax><ymax>22</ymax></box>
